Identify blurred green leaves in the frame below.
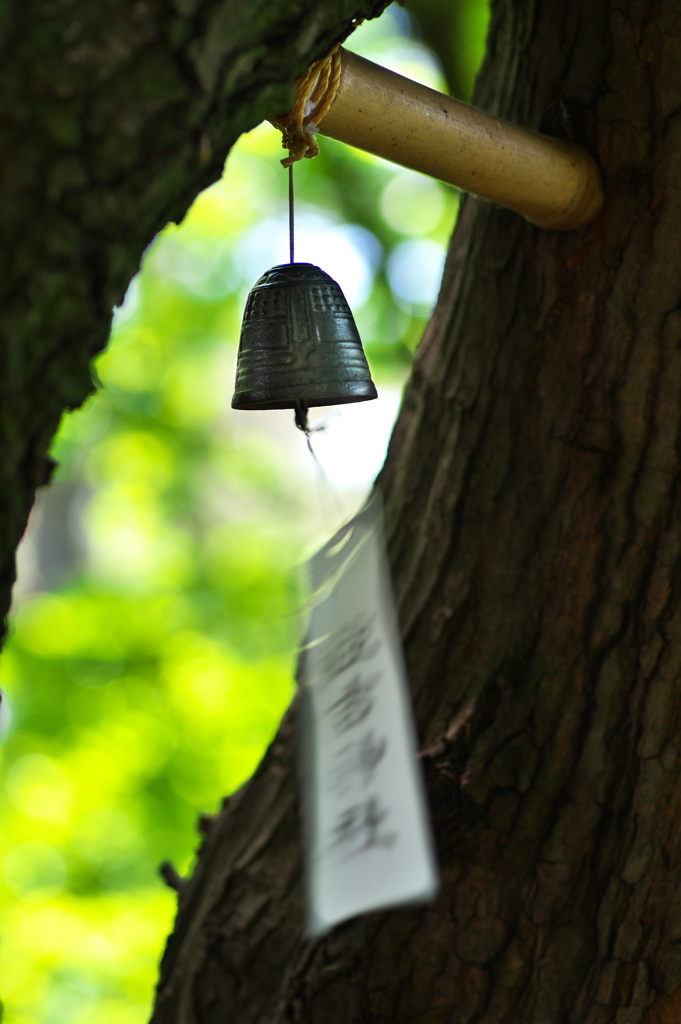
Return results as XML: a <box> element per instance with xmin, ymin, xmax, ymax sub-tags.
<box><xmin>0</xmin><ymin>3</ymin><xmax>488</xmax><ymax>1022</ymax></box>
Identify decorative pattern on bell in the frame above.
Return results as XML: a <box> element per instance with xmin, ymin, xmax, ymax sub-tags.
<box><xmin>231</xmin><ymin>263</ymin><xmax>377</xmax><ymax>410</ymax></box>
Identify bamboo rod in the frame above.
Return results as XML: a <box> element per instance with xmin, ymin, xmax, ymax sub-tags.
<box><xmin>315</xmin><ymin>49</ymin><xmax>603</xmax><ymax>232</ymax></box>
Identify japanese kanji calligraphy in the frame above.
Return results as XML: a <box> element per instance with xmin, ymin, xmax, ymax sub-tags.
<box><xmin>298</xmin><ymin>492</ymin><xmax>438</xmax><ymax>937</ymax></box>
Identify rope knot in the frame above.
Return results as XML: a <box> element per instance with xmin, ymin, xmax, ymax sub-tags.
<box><xmin>270</xmin><ymin>45</ymin><xmax>343</xmax><ymax>167</ymax></box>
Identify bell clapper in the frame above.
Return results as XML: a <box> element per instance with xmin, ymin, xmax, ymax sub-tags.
<box><xmin>294</xmin><ymin>400</ymin><xmax>327</xmax><ymax>462</ymax></box>
<box><xmin>294</xmin><ymin>399</ymin><xmax>310</xmax><ymax>435</ymax></box>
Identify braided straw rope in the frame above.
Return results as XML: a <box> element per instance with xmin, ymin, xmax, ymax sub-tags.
<box><xmin>270</xmin><ymin>45</ymin><xmax>343</xmax><ymax>167</ymax></box>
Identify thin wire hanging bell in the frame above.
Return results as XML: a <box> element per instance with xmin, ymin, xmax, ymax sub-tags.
<box><xmin>231</xmin><ymin>262</ymin><xmax>377</xmax><ymax>412</ymax></box>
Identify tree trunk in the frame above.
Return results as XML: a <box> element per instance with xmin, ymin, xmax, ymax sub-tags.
<box><xmin>151</xmin><ymin>0</ymin><xmax>681</xmax><ymax>1021</ymax></box>
<box><xmin>0</xmin><ymin>0</ymin><xmax>390</xmax><ymax>635</ymax></box>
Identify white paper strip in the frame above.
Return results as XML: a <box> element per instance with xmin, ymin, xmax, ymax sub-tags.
<box><xmin>298</xmin><ymin>492</ymin><xmax>438</xmax><ymax>937</ymax></box>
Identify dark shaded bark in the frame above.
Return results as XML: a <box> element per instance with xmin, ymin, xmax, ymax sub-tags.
<box><xmin>151</xmin><ymin>0</ymin><xmax>681</xmax><ymax>1021</ymax></box>
<box><xmin>0</xmin><ymin>0</ymin><xmax>391</xmax><ymax>635</ymax></box>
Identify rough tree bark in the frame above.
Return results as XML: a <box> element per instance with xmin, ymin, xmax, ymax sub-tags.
<box><xmin>0</xmin><ymin>0</ymin><xmax>390</xmax><ymax>634</ymax></box>
<box><xmin>149</xmin><ymin>1</ymin><xmax>681</xmax><ymax>1022</ymax></box>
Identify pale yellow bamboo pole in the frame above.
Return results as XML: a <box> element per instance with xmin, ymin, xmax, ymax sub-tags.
<box><xmin>314</xmin><ymin>49</ymin><xmax>603</xmax><ymax>232</ymax></box>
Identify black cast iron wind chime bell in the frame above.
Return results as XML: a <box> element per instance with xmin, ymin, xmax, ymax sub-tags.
<box><xmin>231</xmin><ymin>164</ymin><xmax>377</xmax><ymax>430</ymax></box>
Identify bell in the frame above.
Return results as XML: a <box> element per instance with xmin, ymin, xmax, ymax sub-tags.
<box><xmin>231</xmin><ymin>263</ymin><xmax>377</xmax><ymax>411</ymax></box>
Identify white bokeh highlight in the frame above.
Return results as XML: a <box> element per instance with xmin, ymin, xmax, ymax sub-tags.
<box><xmin>235</xmin><ymin>212</ymin><xmax>382</xmax><ymax>309</ymax></box>
<box><xmin>387</xmin><ymin>238</ymin><xmax>446</xmax><ymax>312</ymax></box>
